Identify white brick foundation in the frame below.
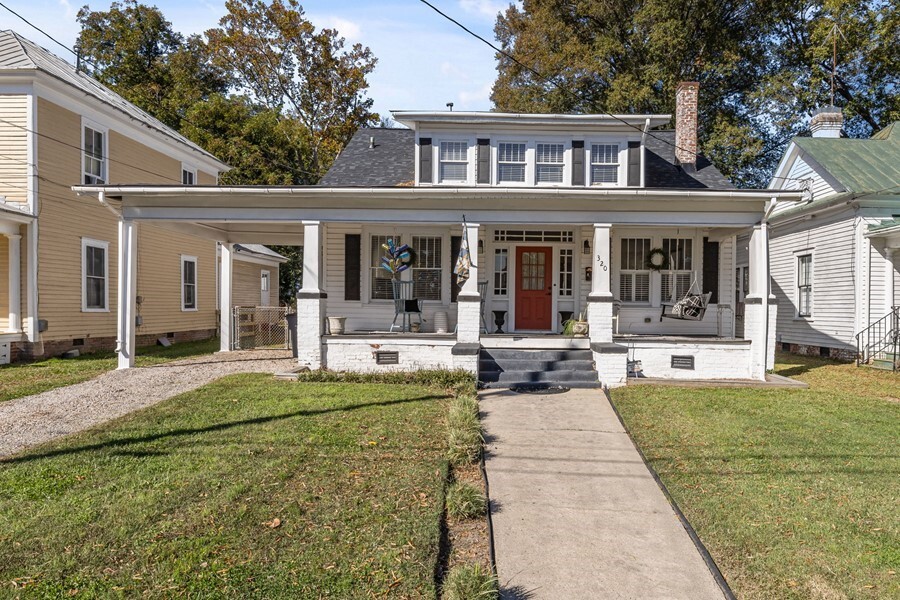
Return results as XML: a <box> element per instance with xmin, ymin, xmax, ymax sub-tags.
<box><xmin>323</xmin><ymin>337</ymin><xmax>458</xmax><ymax>373</ymax></box>
<box><xmin>624</xmin><ymin>338</ymin><xmax>752</xmax><ymax>380</ymax></box>
<box><xmin>296</xmin><ymin>296</ymin><xmax>325</xmax><ymax>370</ymax></box>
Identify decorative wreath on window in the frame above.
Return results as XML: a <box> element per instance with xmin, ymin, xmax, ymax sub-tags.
<box><xmin>645</xmin><ymin>248</ymin><xmax>669</xmax><ymax>271</ymax></box>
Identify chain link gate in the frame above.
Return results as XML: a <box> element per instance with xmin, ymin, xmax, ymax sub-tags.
<box><xmin>232</xmin><ymin>306</ymin><xmax>292</xmax><ymax>350</ymax></box>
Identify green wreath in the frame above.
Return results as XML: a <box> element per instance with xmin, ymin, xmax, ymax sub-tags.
<box><xmin>645</xmin><ymin>248</ymin><xmax>669</xmax><ymax>271</ymax></box>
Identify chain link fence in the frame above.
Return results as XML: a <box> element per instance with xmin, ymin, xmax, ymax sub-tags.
<box><xmin>232</xmin><ymin>306</ymin><xmax>292</xmax><ymax>350</ymax></box>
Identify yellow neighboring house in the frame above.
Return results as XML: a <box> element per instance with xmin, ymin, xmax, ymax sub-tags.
<box><xmin>0</xmin><ymin>30</ymin><xmax>281</xmax><ymax>363</ymax></box>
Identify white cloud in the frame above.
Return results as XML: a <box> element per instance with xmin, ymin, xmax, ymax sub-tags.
<box><xmin>440</xmin><ymin>61</ymin><xmax>470</xmax><ymax>81</ymax></box>
<box><xmin>57</xmin><ymin>0</ymin><xmax>75</xmax><ymax>19</ymax></box>
<box><xmin>458</xmin><ymin>80</ymin><xmax>494</xmax><ymax>109</ymax></box>
<box><xmin>315</xmin><ymin>16</ymin><xmax>362</xmax><ymax>43</ymax></box>
<box><xmin>458</xmin><ymin>0</ymin><xmax>508</xmax><ymax>20</ymax></box>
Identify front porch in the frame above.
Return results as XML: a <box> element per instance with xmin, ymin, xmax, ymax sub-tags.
<box><xmin>72</xmin><ymin>184</ymin><xmax>793</xmax><ymax>385</ymax></box>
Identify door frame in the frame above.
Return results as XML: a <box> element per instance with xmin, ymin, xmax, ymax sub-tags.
<box><xmin>510</xmin><ymin>244</ymin><xmax>558</xmax><ymax>332</ymax></box>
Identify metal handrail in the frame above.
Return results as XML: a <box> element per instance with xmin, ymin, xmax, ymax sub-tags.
<box><xmin>856</xmin><ymin>306</ymin><xmax>899</xmax><ymax>371</ymax></box>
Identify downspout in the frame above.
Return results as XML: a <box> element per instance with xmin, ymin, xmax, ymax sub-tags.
<box><xmin>98</xmin><ymin>190</ymin><xmax>120</xmax><ymax>217</ymax></box>
<box><xmin>640</xmin><ymin>118</ymin><xmax>650</xmax><ymax>188</ymax></box>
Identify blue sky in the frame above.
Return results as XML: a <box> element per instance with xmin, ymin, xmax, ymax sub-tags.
<box><xmin>3</xmin><ymin>0</ymin><xmax>515</xmax><ymax>118</ymax></box>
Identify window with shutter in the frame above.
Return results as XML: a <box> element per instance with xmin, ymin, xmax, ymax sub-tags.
<box><xmin>498</xmin><ymin>142</ymin><xmax>527</xmax><ymax>183</ymax></box>
<box><xmin>439</xmin><ymin>141</ymin><xmax>468</xmax><ymax>183</ymax></box>
<box><xmin>590</xmin><ymin>144</ymin><xmax>619</xmax><ymax>185</ymax></box>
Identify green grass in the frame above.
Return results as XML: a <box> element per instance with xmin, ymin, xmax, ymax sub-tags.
<box><xmin>0</xmin><ymin>338</ymin><xmax>220</xmax><ymax>403</ymax></box>
<box><xmin>445</xmin><ymin>481</ymin><xmax>487</xmax><ymax>520</ymax></box>
<box><xmin>611</xmin><ymin>353</ymin><xmax>899</xmax><ymax>599</ymax></box>
<box><xmin>0</xmin><ymin>376</ymin><xmax>450</xmax><ymax>597</ymax></box>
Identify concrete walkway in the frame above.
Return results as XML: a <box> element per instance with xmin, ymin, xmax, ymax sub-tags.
<box><xmin>481</xmin><ymin>387</ymin><xmax>726</xmax><ymax>599</ymax></box>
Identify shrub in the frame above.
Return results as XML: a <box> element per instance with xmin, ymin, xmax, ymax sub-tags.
<box><xmin>447</xmin><ymin>395</ymin><xmax>483</xmax><ymax>465</ymax></box>
<box><xmin>292</xmin><ymin>369</ymin><xmax>475</xmax><ymax>390</ymax></box>
<box><xmin>442</xmin><ymin>564</ymin><xmax>499</xmax><ymax>600</ymax></box>
<box><xmin>446</xmin><ymin>481</ymin><xmax>487</xmax><ymax>520</ymax></box>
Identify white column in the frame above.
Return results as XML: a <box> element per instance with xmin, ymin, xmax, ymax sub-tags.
<box><xmin>5</xmin><ymin>234</ymin><xmax>21</xmax><ymax>332</ymax></box>
<box><xmin>297</xmin><ymin>221</ymin><xmax>325</xmax><ymax>369</ymax></box>
<box><xmin>116</xmin><ymin>219</ymin><xmax>138</xmax><ymax>369</ymax></box>
<box><xmin>885</xmin><ymin>248</ymin><xmax>896</xmax><ymax>315</ymax></box>
<box><xmin>587</xmin><ymin>224</ymin><xmax>613</xmax><ymax>343</ymax></box>
<box><xmin>456</xmin><ymin>222</ymin><xmax>481</xmax><ymax>345</ymax></box>
<box><xmin>219</xmin><ymin>243</ymin><xmax>234</xmax><ymax>352</ymax></box>
<box><xmin>745</xmin><ymin>223</ymin><xmax>772</xmax><ymax>380</ymax></box>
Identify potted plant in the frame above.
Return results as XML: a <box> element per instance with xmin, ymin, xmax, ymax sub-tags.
<box><xmin>563</xmin><ymin>311</ymin><xmax>589</xmax><ymax>337</ymax></box>
<box><xmin>327</xmin><ymin>316</ymin><xmax>347</xmax><ymax>335</ymax></box>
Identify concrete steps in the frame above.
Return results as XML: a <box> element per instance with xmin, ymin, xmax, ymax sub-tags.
<box><xmin>479</xmin><ymin>348</ymin><xmax>600</xmax><ymax>389</ymax></box>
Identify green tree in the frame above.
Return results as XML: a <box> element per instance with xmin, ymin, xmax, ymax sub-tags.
<box><xmin>76</xmin><ymin>1</ymin><xmax>228</xmax><ymax>128</ymax></box>
<box><xmin>205</xmin><ymin>0</ymin><xmax>379</xmax><ymax>180</ymax></box>
<box><xmin>491</xmin><ymin>0</ymin><xmax>899</xmax><ymax>186</ymax></box>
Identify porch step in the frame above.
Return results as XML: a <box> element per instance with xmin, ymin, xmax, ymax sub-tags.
<box><xmin>478</xmin><ymin>348</ymin><xmax>600</xmax><ymax>389</ymax></box>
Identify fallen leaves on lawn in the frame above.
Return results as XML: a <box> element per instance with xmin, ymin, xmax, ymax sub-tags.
<box><xmin>264</xmin><ymin>518</ymin><xmax>282</xmax><ymax>529</ymax></box>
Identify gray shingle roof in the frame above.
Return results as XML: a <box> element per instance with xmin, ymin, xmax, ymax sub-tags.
<box><xmin>321</xmin><ymin>127</ymin><xmax>733</xmax><ymax>189</ymax></box>
<box><xmin>319</xmin><ymin>128</ymin><xmax>415</xmax><ymax>187</ymax></box>
<box><xmin>0</xmin><ymin>30</ymin><xmax>226</xmax><ymax>168</ymax></box>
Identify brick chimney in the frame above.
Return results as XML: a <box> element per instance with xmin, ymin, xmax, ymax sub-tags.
<box><xmin>675</xmin><ymin>81</ymin><xmax>699</xmax><ymax>168</ymax></box>
<box><xmin>810</xmin><ymin>106</ymin><xmax>843</xmax><ymax>138</ymax></box>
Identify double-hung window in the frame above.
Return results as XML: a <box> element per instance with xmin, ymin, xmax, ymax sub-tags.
<box><xmin>83</xmin><ymin>125</ymin><xmax>106</xmax><ymax>184</ymax></box>
<box><xmin>661</xmin><ymin>238</ymin><xmax>693</xmax><ymax>302</ymax></box>
<box><xmin>535</xmin><ymin>143</ymin><xmax>564</xmax><ymax>184</ymax></box>
<box><xmin>797</xmin><ymin>254</ymin><xmax>812</xmax><ymax>317</ymax></box>
<box><xmin>590</xmin><ymin>143</ymin><xmax>619</xmax><ymax>185</ymax></box>
<box><xmin>619</xmin><ymin>238</ymin><xmax>651</xmax><ymax>303</ymax></box>
<box><xmin>182</xmin><ymin>166</ymin><xmax>196</xmax><ymax>185</ymax></box>
<box><xmin>498</xmin><ymin>142</ymin><xmax>527</xmax><ymax>183</ymax></box>
<box><xmin>412</xmin><ymin>236</ymin><xmax>443</xmax><ymax>301</ymax></box>
<box><xmin>82</xmin><ymin>238</ymin><xmax>109</xmax><ymax>311</ymax></box>
<box><xmin>439</xmin><ymin>142</ymin><xmax>468</xmax><ymax>183</ymax></box>
<box><xmin>182</xmin><ymin>256</ymin><xmax>198</xmax><ymax>311</ymax></box>
<box><xmin>370</xmin><ymin>234</ymin><xmax>397</xmax><ymax>300</ymax></box>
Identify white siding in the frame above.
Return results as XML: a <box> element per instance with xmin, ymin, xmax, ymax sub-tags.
<box><xmin>770</xmin><ymin>212</ymin><xmax>858</xmax><ymax>349</ymax></box>
<box><xmin>868</xmin><ymin>237</ymin><xmax>888</xmax><ymax>321</ymax></box>
<box><xmin>783</xmin><ymin>155</ymin><xmax>837</xmax><ymax>202</ymax></box>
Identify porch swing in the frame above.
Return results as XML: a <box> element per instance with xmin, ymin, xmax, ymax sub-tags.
<box><xmin>659</xmin><ymin>273</ymin><xmax>712</xmax><ymax>322</ymax></box>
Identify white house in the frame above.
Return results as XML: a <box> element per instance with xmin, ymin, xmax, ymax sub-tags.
<box><xmin>768</xmin><ymin>108</ymin><xmax>899</xmax><ymax>368</ymax></box>
<box><xmin>74</xmin><ymin>82</ymin><xmax>802</xmax><ymax>386</ymax></box>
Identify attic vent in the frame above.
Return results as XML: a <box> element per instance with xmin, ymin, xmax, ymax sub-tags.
<box><xmin>369</xmin><ymin>136</ymin><xmax>375</xmax><ymax>149</ymax></box>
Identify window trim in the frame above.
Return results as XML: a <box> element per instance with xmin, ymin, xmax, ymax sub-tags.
<box><xmin>436</xmin><ymin>139</ymin><xmax>472</xmax><ymax>184</ymax></box>
<box><xmin>588</xmin><ymin>141</ymin><xmax>622</xmax><ymax>187</ymax></box>
<box><xmin>795</xmin><ymin>249</ymin><xmax>814</xmax><ymax>319</ymax></box>
<box><xmin>363</xmin><ymin>227</ymin><xmax>451</xmax><ymax>304</ymax></box>
<box><xmin>181</xmin><ymin>163</ymin><xmax>197</xmax><ymax>185</ymax></box>
<box><xmin>497</xmin><ymin>140</ymin><xmax>529</xmax><ymax>184</ymax></box>
<box><xmin>617</xmin><ymin>237</ymin><xmax>652</xmax><ymax>305</ymax></box>
<box><xmin>181</xmin><ymin>255</ymin><xmax>198</xmax><ymax>312</ymax></box>
<box><xmin>81</xmin><ymin>237</ymin><xmax>110</xmax><ymax>313</ymax></box>
<box><xmin>535</xmin><ymin>142</ymin><xmax>566</xmax><ymax>186</ymax></box>
<box><xmin>81</xmin><ymin>118</ymin><xmax>109</xmax><ymax>185</ymax></box>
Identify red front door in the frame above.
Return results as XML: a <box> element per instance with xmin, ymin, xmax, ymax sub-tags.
<box><xmin>515</xmin><ymin>246</ymin><xmax>552</xmax><ymax>330</ymax></box>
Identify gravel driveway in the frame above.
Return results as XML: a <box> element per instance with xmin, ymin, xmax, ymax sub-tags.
<box><xmin>0</xmin><ymin>350</ymin><xmax>296</xmax><ymax>458</ymax></box>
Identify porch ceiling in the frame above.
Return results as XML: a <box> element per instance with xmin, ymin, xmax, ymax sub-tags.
<box><xmin>73</xmin><ymin>185</ymin><xmax>804</xmax><ymax>244</ymax></box>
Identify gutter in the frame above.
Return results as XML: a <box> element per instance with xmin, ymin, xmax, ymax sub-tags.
<box><xmin>97</xmin><ymin>191</ymin><xmax>121</xmax><ymax>217</ymax></box>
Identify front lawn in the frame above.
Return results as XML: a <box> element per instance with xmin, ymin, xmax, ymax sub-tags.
<box><xmin>0</xmin><ymin>338</ymin><xmax>220</xmax><ymax>403</ymax></box>
<box><xmin>611</xmin><ymin>353</ymin><xmax>899</xmax><ymax>599</ymax></box>
<box><xmin>0</xmin><ymin>376</ymin><xmax>450</xmax><ymax>597</ymax></box>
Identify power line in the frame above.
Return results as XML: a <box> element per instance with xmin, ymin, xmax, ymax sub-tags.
<box><xmin>0</xmin><ymin>1</ymin><xmax>91</xmax><ymax>68</ymax></box>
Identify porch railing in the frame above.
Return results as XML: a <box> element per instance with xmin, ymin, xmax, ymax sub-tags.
<box><xmin>856</xmin><ymin>306</ymin><xmax>899</xmax><ymax>371</ymax></box>
<box><xmin>232</xmin><ymin>306</ymin><xmax>292</xmax><ymax>350</ymax></box>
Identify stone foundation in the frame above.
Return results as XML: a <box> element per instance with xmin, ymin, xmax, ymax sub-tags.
<box><xmin>781</xmin><ymin>343</ymin><xmax>856</xmax><ymax>362</ymax></box>
<box><xmin>10</xmin><ymin>328</ymin><xmax>217</xmax><ymax>362</ymax></box>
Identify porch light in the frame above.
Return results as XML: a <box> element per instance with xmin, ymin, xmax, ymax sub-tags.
<box><xmin>583</xmin><ymin>239</ymin><xmax>591</xmax><ymax>254</ymax></box>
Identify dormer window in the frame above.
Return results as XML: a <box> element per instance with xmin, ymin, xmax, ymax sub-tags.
<box><xmin>439</xmin><ymin>141</ymin><xmax>468</xmax><ymax>183</ymax></box>
<box><xmin>591</xmin><ymin>143</ymin><xmax>619</xmax><ymax>185</ymax></box>
<box><xmin>536</xmin><ymin>143</ymin><xmax>564</xmax><ymax>184</ymax></box>
<box><xmin>498</xmin><ymin>142</ymin><xmax>527</xmax><ymax>183</ymax></box>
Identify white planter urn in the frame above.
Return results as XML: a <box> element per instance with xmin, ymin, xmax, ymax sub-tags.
<box><xmin>327</xmin><ymin>316</ymin><xmax>347</xmax><ymax>335</ymax></box>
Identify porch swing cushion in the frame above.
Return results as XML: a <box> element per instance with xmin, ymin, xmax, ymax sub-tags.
<box><xmin>672</xmin><ymin>294</ymin><xmax>705</xmax><ymax>318</ymax></box>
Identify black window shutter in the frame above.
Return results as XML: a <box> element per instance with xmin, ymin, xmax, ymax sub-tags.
<box><xmin>571</xmin><ymin>140</ymin><xmax>585</xmax><ymax>186</ymax></box>
<box><xmin>627</xmin><ymin>141</ymin><xmax>641</xmax><ymax>186</ymax></box>
<box><xmin>419</xmin><ymin>137</ymin><xmax>432</xmax><ymax>183</ymax></box>
<box><xmin>702</xmin><ymin>237</ymin><xmax>719</xmax><ymax>304</ymax></box>
<box><xmin>450</xmin><ymin>235</ymin><xmax>462</xmax><ymax>302</ymax></box>
<box><xmin>476</xmin><ymin>138</ymin><xmax>490</xmax><ymax>184</ymax></box>
<box><xmin>344</xmin><ymin>234</ymin><xmax>361</xmax><ymax>301</ymax></box>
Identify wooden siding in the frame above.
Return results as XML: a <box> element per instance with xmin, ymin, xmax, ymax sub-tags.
<box><xmin>783</xmin><ymin>154</ymin><xmax>836</xmax><ymax>202</ymax></box>
<box><xmin>0</xmin><ymin>94</ymin><xmax>28</xmax><ymax>204</ymax></box>
<box><xmin>770</xmin><ymin>212</ymin><xmax>857</xmax><ymax>349</ymax></box>
<box><xmin>0</xmin><ymin>234</ymin><xmax>7</xmax><ymax>330</ymax></box>
<box><xmin>197</xmin><ymin>170</ymin><xmax>217</xmax><ymax>185</ymax></box>
<box><xmin>35</xmin><ymin>98</ymin><xmax>217</xmax><ymax>342</ymax></box>
<box><xmin>233</xmin><ymin>259</ymin><xmax>278</xmax><ymax>307</ymax></box>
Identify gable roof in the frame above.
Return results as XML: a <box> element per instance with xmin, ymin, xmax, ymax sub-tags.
<box><xmin>320</xmin><ymin>127</ymin><xmax>733</xmax><ymax>189</ymax></box>
<box><xmin>0</xmin><ymin>30</ymin><xmax>227</xmax><ymax>169</ymax></box>
<box><xmin>791</xmin><ymin>122</ymin><xmax>900</xmax><ymax>194</ymax></box>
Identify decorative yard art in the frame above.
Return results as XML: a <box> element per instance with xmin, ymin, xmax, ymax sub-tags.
<box><xmin>381</xmin><ymin>238</ymin><xmax>416</xmax><ymax>277</ymax></box>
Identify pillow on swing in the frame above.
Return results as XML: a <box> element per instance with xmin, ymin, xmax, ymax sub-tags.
<box><xmin>672</xmin><ymin>294</ymin><xmax>704</xmax><ymax>318</ymax></box>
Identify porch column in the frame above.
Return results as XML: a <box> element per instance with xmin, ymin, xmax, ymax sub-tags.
<box><xmin>219</xmin><ymin>243</ymin><xmax>233</xmax><ymax>352</ymax></box>
<box><xmin>745</xmin><ymin>222</ymin><xmax>773</xmax><ymax>380</ymax></box>
<box><xmin>116</xmin><ymin>219</ymin><xmax>138</xmax><ymax>369</ymax></box>
<box><xmin>456</xmin><ymin>222</ymin><xmax>481</xmax><ymax>345</ymax></box>
<box><xmin>587</xmin><ymin>224</ymin><xmax>614</xmax><ymax>342</ymax></box>
<box><xmin>588</xmin><ymin>224</ymin><xmax>626</xmax><ymax>387</ymax></box>
<box><xmin>5</xmin><ymin>233</ymin><xmax>21</xmax><ymax>332</ymax></box>
<box><xmin>885</xmin><ymin>248</ymin><xmax>896</xmax><ymax>315</ymax></box>
<box><xmin>297</xmin><ymin>221</ymin><xmax>325</xmax><ymax>369</ymax></box>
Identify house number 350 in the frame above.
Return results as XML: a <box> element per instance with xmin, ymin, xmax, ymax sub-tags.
<box><xmin>596</xmin><ymin>256</ymin><xmax>608</xmax><ymax>271</ymax></box>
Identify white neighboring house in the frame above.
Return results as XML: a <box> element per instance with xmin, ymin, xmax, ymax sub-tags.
<box><xmin>75</xmin><ymin>83</ymin><xmax>804</xmax><ymax>385</ymax></box>
<box><xmin>768</xmin><ymin>108</ymin><xmax>900</xmax><ymax>368</ymax></box>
